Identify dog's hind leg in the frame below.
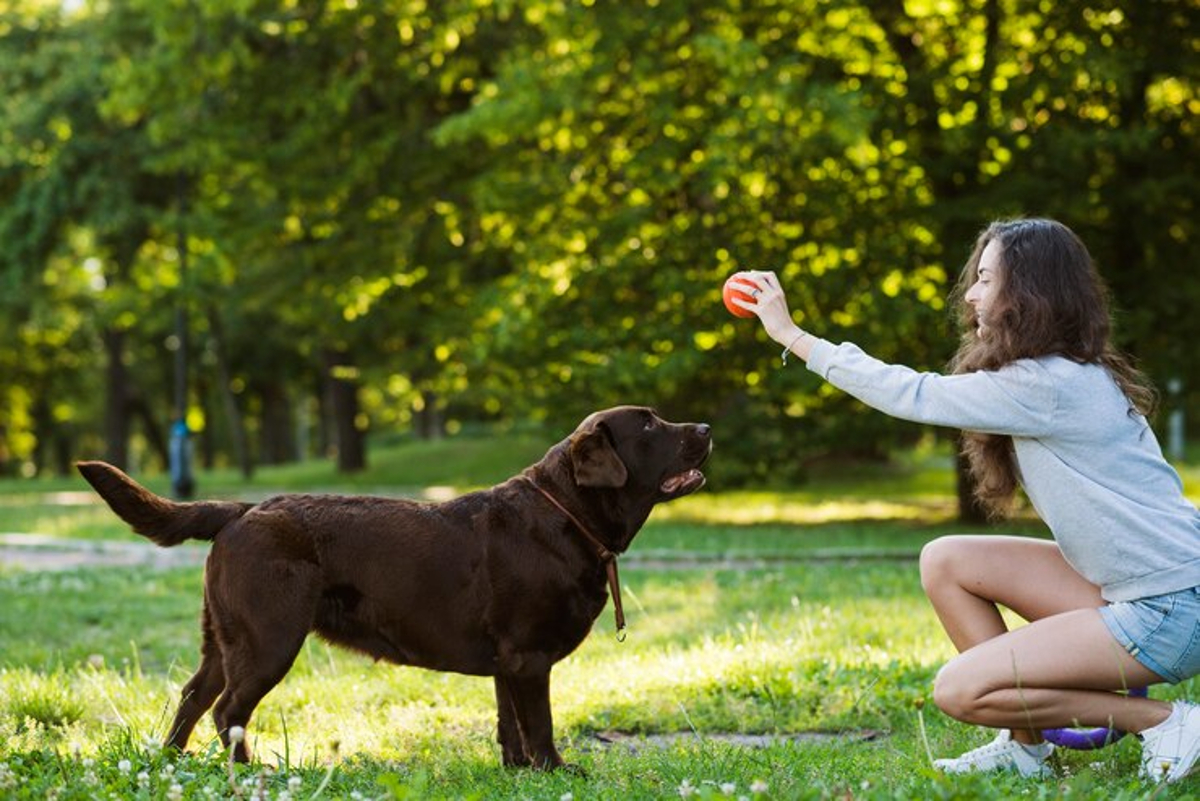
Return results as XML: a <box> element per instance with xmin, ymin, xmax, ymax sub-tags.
<box><xmin>166</xmin><ymin>603</ymin><xmax>225</xmax><ymax>752</ymax></box>
<box><xmin>208</xmin><ymin>565</ymin><xmax>320</xmax><ymax>763</ymax></box>
<box><xmin>210</xmin><ymin>631</ymin><xmax>310</xmax><ymax>762</ymax></box>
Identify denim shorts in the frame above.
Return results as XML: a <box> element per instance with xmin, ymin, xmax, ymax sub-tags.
<box><xmin>1099</xmin><ymin>586</ymin><xmax>1200</xmax><ymax>684</ymax></box>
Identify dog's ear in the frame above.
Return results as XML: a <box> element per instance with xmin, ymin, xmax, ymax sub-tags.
<box><xmin>569</xmin><ymin>425</ymin><xmax>628</xmax><ymax>488</ymax></box>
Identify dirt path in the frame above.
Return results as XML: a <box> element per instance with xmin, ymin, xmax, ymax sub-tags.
<box><xmin>0</xmin><ymin>533</ymin><xmax>208</xmax><ymax>572</ymax></box>
<box><xmin>585</xmin><ymin>729</ymin><xmax>886</xmax><ymax>752</ymax></box>
<box><xmin>0</xmin><ymin>534</ymin><xmax>918</xmax><ymax>574</ymax></box>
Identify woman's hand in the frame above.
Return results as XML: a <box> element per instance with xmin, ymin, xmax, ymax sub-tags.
<box><xmin>730</xmin><ymin>270</ymin><xmax>806</xmax><ymax>347</ymax></box>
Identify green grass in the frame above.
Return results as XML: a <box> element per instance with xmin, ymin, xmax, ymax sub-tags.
<box><xmin>0</xmin><ymin>432</ymin><xmax>1196</xmax><ymax>799</ymax></box>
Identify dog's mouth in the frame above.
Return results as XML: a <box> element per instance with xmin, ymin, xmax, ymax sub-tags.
<box><xmin>659</xmin><ymin>429</ymin><xmax>712</xmax><ymax>499</ymax></box>
<box><xmin>661</xmin><ymin>442</ymin><xmax>711</xmax><ymax>497</ymax></box>
<box><xmin>660</xmin><ymin>468</ymin><xmax>706</xmax><ymax>497</ymax></box>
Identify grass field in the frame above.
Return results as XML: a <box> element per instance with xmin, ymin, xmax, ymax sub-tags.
<box><xmin>0</xmin><ymin>433</ymin><xmax>1196</xmax><ymax>799</ymax></box>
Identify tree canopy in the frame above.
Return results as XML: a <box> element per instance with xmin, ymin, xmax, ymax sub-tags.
<box><xmin>1</xmin><ymin>0</ymin><xmax>1195</xmax><ymax>498</ymax></box>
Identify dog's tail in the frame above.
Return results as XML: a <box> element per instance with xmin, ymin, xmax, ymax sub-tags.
<box><xmin>76</xmin><ymin>461</ymin><xmax>252</xmax><ymax>547</ymax></box>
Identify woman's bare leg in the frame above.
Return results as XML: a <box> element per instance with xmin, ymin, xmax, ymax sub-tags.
<box><xmin>934</xmin><ymin>608</ymin><xmax>1170</xmax><ymax>732</ymax></box>
<box><xmin>920</xmin><ymin>535</ymin><xmax>1105</xmax><ymax>649</ymax></box>
<box><xmin>919</xmin><ymin>535</ymin><xmax>1170</xmax><ymax>742</ymax></box>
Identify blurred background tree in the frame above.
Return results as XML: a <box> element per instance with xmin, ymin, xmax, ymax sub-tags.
<box><xmin>0</xmin><ymin>0</ymin><xmax>1195</xmax><ymax>518</ymax></box>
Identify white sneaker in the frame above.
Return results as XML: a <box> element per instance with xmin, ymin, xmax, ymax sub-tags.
<box><xmin>1139</xmin><ymin>702</ymin><xmax>1200</xmax><ymax>783</ymax></box>
<box><xmin>933</xmin><ymin>730</ymin><xmax>1054</xmax><ymax>778</ymax></box>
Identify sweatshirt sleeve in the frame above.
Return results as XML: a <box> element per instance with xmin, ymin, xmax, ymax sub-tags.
<box><xmin>805</xmin><ymin>339</ymin><xmax>1057</xmax><ymax>437</ymax></box>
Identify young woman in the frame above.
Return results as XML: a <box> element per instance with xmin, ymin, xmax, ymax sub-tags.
<box><xmin>732</xmin><ymin>218</ymin><xmax>1199</xmax><ymax>783</ymax></box>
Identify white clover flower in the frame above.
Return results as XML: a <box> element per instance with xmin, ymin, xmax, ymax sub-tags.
<box><xmin>166</xmin><ymin>783</ymin><xmax>184</xmax><ymax>801</ymax></box>
<box><xmin>561</xmin><ymin>793</ymin><xmax>574</xmax><ymax>801</ymax></box>
<box><xmin>678</xmin><ymin>778</ymin><xmax>697</xmax><ymax>798</ymax></box>
<box><xmin>288</xmin><ymin>775</ymin><xmax>303</xmax><ymax>791</ymax></box>
<box><xmin>721</xmin><ymin>782</ymin><xmax>736</xmax><ymax>795</ymax></box>
<box><xmin>118</xmin><ymin>759</ymin><xmax>132</xmax><ymax>774</ymax></box>
<box><xmin>750</xmin><ymin>780</ymin><xmax>769</xmax><ymax>794</ymax></box>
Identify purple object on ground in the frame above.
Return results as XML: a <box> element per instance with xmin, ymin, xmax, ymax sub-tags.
<box><xmin>1041</xmin><ymin>686</ymin><xmax>1149</xmax><ymax>749</ymax></box>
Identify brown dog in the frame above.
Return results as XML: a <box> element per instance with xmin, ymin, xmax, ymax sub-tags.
<box><xmin>78</xmin><ymin>406</ymin><xmax>711</xmax><ymax>768</ymax></box>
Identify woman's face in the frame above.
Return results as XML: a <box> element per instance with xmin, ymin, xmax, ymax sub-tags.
<box><xmin>965</xmin><ymin>239</ymin><xmax>1003</xmax><ymax>335</ymax></box>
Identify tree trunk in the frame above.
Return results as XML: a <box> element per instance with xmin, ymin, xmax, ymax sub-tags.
<box><xmin>195</xmin><ymin>375</ymin><xmax>215</xmax><ymax>471</ymax></box>
<box><xmin>53</xmin><ymin>430</ymin><xmax>72</xmax><ymax>477</ymax></box>
<box><xmin>207</xmin><ymin>307</ymin><xmax>254</xmax><ymax>478</ymax></box>
<box><xmin>295</xmin><ymin>393</ymin><xmax>312</xmax><ymax>462</ymax></box>
<box><xmin>323</xmin><ymin>348</ymin><xmax>366</xmax><ymax>473</ymax></box>
<box><xmin>954</xmin><ymin>445</ymin><xmax>990</xmax><ymax>525</ymax></box>
<box><xmin>128</xmin><ymin>395</ymin><xmax>169</xmax><ymax>469</ymax></box>
<box><xmin>416</xmin><ymin>389</ymin><xmax>444</xmax><ymax>440</ymax></box>
<box><xmin>31</xmin><ymin>393</ymin><xmax>73</xmax><ymax>477</ymax></box>
<box><xmin>258</xmin><ymin>380</ymin><xmax>296</xmax><ymax>465</ymax></box>
<box><xmin>102</xmin><ymin>327</ymin><xmax>131</xmax><ymax>469</ymax></box>
<box><xmin>871</xmin><ymin>1</ymin><xmax>1001</xmax><ymax>525</ymax></box>
<box><xmin>31</xmin><ymin>393</ymin><xmax>51</xmax><ymax>477</ymax></box>
<box><xmin>0</xmin><ymin>424</ymin><xmax>11</xmax><ymax>476</ymax></box>
<box><xmin>316</xmin><ymin>372</ymin><xmax>333</xmax><ymax>458</ymax></box>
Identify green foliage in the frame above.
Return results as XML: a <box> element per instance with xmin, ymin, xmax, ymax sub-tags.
<box><xmin>1</xmin><ymin>669</ymin><xmax>87</xmax><ymax>731</ymax></box>
<box><xmin>0</xmin><ymin>0</ymin><xmax>1195</xmax><ymax>488</ymax></box>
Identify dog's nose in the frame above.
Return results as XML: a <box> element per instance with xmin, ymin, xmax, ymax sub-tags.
<box><xmin>696</xmin><ymin>424</ymin><xmax>711</xmax><ymax>438</ymax></box>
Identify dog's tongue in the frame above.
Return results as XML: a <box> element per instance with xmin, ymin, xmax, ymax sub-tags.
<box><xmin>661</xmin><ymin>469</ymin><xmax>705</xmax><ymax>494</ymax></box>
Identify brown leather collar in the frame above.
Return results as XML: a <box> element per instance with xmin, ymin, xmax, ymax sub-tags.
<box><xmin>519</xmin><ymin>475</ymin><xmax>626</xmax><ymax>639</ymax></box>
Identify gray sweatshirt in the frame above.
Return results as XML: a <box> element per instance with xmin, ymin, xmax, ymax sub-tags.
<box><xmin>807</xmin><ymin>339</ymin><xmax>1200</xmax><ymax>602</ymax></box>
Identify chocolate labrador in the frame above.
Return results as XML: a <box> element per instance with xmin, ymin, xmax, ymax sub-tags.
<box><xmin>77</xmin><ymin>406</ymin><xmax>711</xmax><ymax>769</ymax></box>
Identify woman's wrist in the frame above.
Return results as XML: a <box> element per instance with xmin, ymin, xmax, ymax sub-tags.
<box><xmin>779</xmin><ymin>327</ymin><xmax>813</xmax><ymax>366</ymax></box>
<box><xmin>772</xmin><ymin>324</ymin><xmax>806</xmax><ymax>348</ymax></box>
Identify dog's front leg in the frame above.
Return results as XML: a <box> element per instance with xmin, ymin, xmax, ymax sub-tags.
<box><xmin>493</xmin><ymin>675</ymin><xmax>532</xmax><ymax>767</ymax></box>
<box><xmin>499</xmin><ymin>671</ymin><xmax>564</xmax><ymax>770</ymax></box>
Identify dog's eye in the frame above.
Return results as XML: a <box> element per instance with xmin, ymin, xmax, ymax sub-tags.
<box><xmin>643</xmin><ymin>417</ymin><xmax>656</xmax><ymax>431</ymax></box>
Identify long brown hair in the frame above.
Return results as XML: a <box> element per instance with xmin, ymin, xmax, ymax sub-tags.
<box><xmin>948</xmin><ymin>218</ymin><xmax>1157</xmax><ymax>517</ymax></box>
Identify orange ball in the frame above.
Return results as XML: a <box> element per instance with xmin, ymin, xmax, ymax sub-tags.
<box><xmin>722</xmin><ymin>273</ymin><xmax>758</xmax><ymax>318</ymax></box>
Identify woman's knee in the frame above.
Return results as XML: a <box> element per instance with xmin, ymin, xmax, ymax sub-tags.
<box><xmin>919</xmin><ymin>535</ymin><xmax>971</xmax><ymax>595</ymax></box>
<box><xmin>931</xmin><ymin>660</ymin><xmax>987</xmax><ymax>723</ymax></box>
